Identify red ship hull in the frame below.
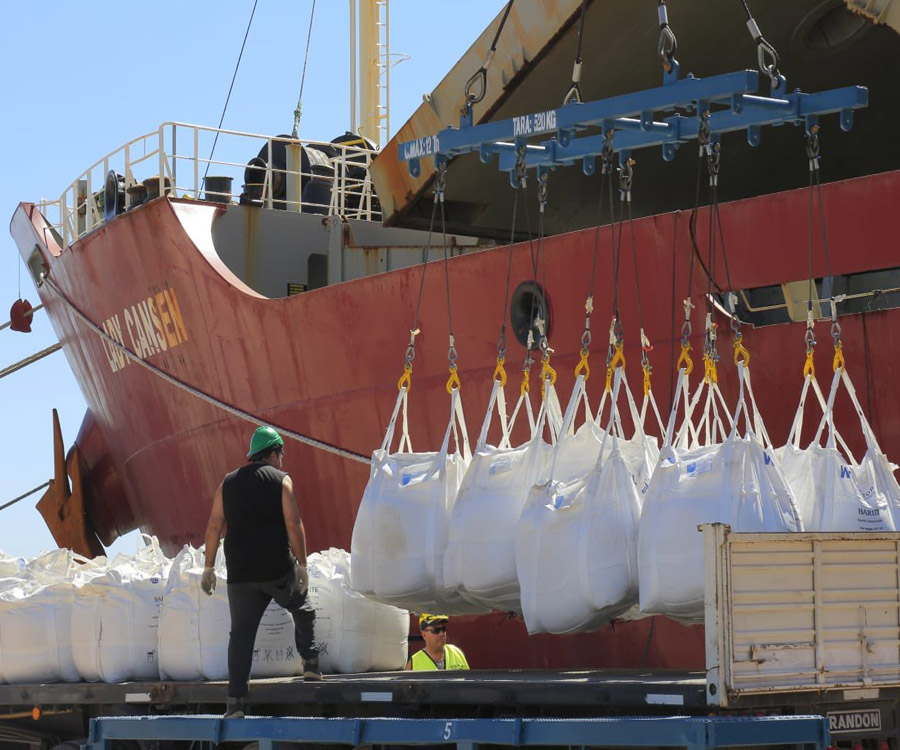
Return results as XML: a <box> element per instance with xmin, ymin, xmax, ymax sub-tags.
<box><xmin>12</xmin><ymin>169</ymin><xmax>900</xmax><ymax>670</ymax></box>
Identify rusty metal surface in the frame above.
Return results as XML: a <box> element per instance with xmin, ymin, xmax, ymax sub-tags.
<box><xmin>371</xmin><ymin>0</ymin><xmax>583</xmax><ymax>227</ymax></box>
<box><xmin>716</xmin><ymin>529</ymin><xmax>900</xmax><ymax>699</ymax></box>
<box><xmin>373</xmin><ymin>0</ymin><xmax>900</xmax><ymax>238</ymax></box>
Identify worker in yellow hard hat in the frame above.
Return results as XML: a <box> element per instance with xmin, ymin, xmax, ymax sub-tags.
<box><xmin>405</xmin><ymin>614</ymin><xmax>470</xmax><ymax>671</ymax></box>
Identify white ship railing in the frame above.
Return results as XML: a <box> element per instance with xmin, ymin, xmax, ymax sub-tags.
<box><xmin>39</xmin><ymin>122</ymin><xmax>382</xmax><ymax>250</ymax></box>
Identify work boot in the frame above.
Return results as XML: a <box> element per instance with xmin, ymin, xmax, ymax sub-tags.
<box><xmin>303</xmin><ymin>656</ymin><xmax>323</xmax><ymax>681</ymax></box>
<box><xmin>224</xmin><ymin>696</ymin><xmax>245</xmax><ymax>719</ymax></box>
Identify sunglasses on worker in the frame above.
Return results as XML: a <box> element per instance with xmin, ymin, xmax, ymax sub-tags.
<box><xmin>425</xmin><ymin>625</ymin><xmax>447</xmax><ymax>634</ymax></box>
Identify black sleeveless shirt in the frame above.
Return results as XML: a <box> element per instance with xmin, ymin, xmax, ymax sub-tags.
<box><xmin>222</xmin><ymin>462</ymin><xmax>293</xmax><ymax>583</ymax></box>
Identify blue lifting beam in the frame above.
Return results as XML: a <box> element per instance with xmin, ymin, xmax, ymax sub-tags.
<box><xmin>85</xmin><ymin>714</ymin><xmax>831</xmax><ymax>750</ymax></box>
<box><xmin>398</xmin><ymin>67</ymin><xmax>868</xmax><ymax>185</ymax></box>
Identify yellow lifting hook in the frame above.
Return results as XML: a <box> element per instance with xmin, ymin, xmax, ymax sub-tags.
<box><xmin>397</xmin><ymin>362</ymin><xmax>413</xmax><ymax>392</ymax></box>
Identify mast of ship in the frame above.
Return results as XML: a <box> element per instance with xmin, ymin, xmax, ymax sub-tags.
<box><xmin>349</xmin><ymin>0</ymin><xmax>391</xmax><ymax>148</ymax></box>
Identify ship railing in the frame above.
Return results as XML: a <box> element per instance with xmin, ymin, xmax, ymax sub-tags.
<box><xmin>38</xmin><ymin>122</ymin><xmax>382</xmax><ymax>250</ymax></box>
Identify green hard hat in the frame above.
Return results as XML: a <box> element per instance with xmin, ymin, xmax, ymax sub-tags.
<box><xmin>247</xmin><ymin>426</ymin><xmax>284</xmax><ymax>458</ymax></box>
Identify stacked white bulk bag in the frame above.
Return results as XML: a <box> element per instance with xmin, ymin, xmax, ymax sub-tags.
<box><xmin>779</xmin><ymin>367</ymin><xmax>899</xmax><ymax>531</ymax></box>
<box><xmin>639</xmin><ymin>364</ymin><xmax>802</xmax><ymax>620</ymax></box>
<box><xmin>71</xmin><ymin>536</ymin><xmax>170</xmax><ymax>682</ymax></box>
<box><xmin>158</xmin><ymin>546</ymin><xmax>227</xmax><ymax>680</ymax></box>
<box><xmin>0</xmin><ymin>552</ymin><xmax>23</xmax><ymax>578</ymax></box>
<box><xmin>517</xmin><ymin>370</ymin><xmax>657</xmax><ymax>634</ymax></box>
<box><xmin>158</xmin><ymin>545</ymin><xmax>304</xmax><ymax>681</ymax></box>
<box><xmin>308</xmin><ymin>548</ymin><xmax>408</xmax><ymax>673</ymax></box>
<box><xmin>443</xmin><ymin>379</ymin><xmax>559</xmax><ymax>613</ymax></box>
<box><xmin>0</xmin><ymin>550</ymin><xmax>107</xmax><ymax>683</ymax></box>
<box><xmin>351</xmin><ymin>386</ymin><xmax>476</xmax><ymax>613</ymax></box>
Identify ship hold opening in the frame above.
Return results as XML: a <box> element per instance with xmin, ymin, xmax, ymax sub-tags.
<box><xmin>791</xmin><ymin>0</ymin><xmax>872</xmax><ymax>59</ymax></box>
<box><xmin>510</xmin><ymin>281</ymin><xmax>551</xmax><ymax>349</ymax></box>
<box><xmin>718</xmin><ymin>265</ymin><xmax>900</xmax><ymax>328</ymax></box>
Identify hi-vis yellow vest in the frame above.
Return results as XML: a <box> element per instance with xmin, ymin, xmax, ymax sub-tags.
<box><xmin>410</xmin><ymin>644</ymin><xmax>470</xmax><ymax>671</ymax></box>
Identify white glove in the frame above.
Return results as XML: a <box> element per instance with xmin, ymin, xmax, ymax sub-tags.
<box><xmin>200</xmin><ymin>566</ymin><xmax>217</xmax><ymax>596</ymax></box>
<box><xmin>294</xmin><ymin>560</ymin><xmax>309</xmax><ymax>596</ymax></box>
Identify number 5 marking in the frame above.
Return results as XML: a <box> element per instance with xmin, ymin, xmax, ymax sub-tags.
<box><xmin>443</xmin><ymin>722</ymin><xmax>453</xmax><ymax>740</ymax></box>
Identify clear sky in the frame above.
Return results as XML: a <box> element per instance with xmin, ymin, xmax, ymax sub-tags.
<box><xmin>0</xmin><ymin>1</ymin><xmax>504</xmax><ymax>559</ymax></box>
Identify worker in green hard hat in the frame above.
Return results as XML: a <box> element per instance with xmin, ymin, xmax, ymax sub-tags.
<box><xmin>405</xmin><ymin>614</ymin><xmax>470</xmax><ymax>671</ymax></box>
<box><xmin>202</xmin><ymin>425</ymin><xmax>320</xmax><ymax>719</ymax></box>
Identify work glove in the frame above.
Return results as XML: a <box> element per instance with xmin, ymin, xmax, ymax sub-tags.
<box><xmin>293</xmin><ymin>558</ymin><xmax>309</xmax><ymax>596</ymax></box>
<box><xmin>200</xmin><ymin>566</ymin><xmax>217</xmax><ymax>596</ymax></box>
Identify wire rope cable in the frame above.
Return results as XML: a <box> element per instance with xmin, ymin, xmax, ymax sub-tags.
<box><xmin>292</xmin><ymin>0</ymin><xmax>318</xmax><ymax>138</ymax></box>
<box><xmin>657</xmin><ymin>0</ymin><xmax>678</xmax><ymax>72</ymax></box>
<box><xmin>0</xmin><ymin>481</ymin><xmax>51</xmax><ymax>513</ymax></box>
<box><xmin>737</xmin><ymin>0</ymin><xmax>781</xmax><ymax>84</ymax></box>
<box><xmin>563</xmin><ymin>0</ymin><xmax>589</xmax><ymax>105</ymax></box>
<box><xmin>465</xmin><ymin>0</ymin><xmax>515</xmax><ymax>107</ymax></box>
<box><xmin>0</xmin><ymin>343</ymin><xmax>61</xmax><ymax>381</ymax></box>
<box><xmin>202</xmin><ymin>0</ymin><xmax>260</xmax><ymax>191</ymax></box>
<box><xmin>42</xmin><ymin>278</ymin><xmax>370</xmax><ymax>465</ymax></box>
<box><xmin>398</xmin><ymin>168</ymin><xmax>445</xmax><ymax>392</ymax></box>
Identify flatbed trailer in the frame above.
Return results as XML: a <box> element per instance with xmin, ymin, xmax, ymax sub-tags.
<box><xmin>3</xmin><ymin>527</ymin><xmax>900</xmax><ymax>749</ymax></box>
<box><xmin>83</xmin><ymin>714</ymin><xmax>832</xmax><ymax>750</ymax></box>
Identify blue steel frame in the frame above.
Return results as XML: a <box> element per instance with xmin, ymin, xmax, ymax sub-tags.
<box><xmin>86</xmin><ymin>714</ymin><xmax>830</xmax><ymax>750</ymax></box>
<box><xmin>398</xmin><ymin>66</ymin><xmax>867</xmax><ymax>184</ymax></box>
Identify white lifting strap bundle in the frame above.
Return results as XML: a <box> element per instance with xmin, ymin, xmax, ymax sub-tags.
<box><xmin>639</xmin><ymin>363</ymin><xmax>802</xmax><ymax>621</ymax></box>
<box><xmin>516</xmin><ymin>369</ymin><xmax>656</xmax><ymax>634</ymax></box>
<box><xmin>443</xmin><ymin>377</ymin><xmax>561</xmax><ymax>614</ymax></box>
<box><xmin>350</xmin><ymin>386</ymin><xmax>477</xmax><ymax>613</ymax></box>
<box><xmin>779</xmin><ymin>368</ymin><xmax>899</xmax><ymax>531</ymax></box>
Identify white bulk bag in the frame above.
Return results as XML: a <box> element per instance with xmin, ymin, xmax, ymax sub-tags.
<box><xmin>309</xmin><ymin>548</ymin><xmax>409</xmax><ymax>673</ymax></box>
<box><xmin>517</xmin><ymin>370</ymin><xmax>654</xmax><ymax>634</ymax></box>
<box><xmin>252</xmin><ymin>598</ymin><xmax>305</xmax><ymax>679</ymax></box>
<box><xmin>443</xmin><ymin>379</ymin><xmax>559</xmax><ymax>613</ymax></box>
<box><xmin>0</xmin><ymin>550</ymin><xmax>107</xmax><ymax>683</ymax></box>
<box><xmin>351</xmin><ymin>386</ymin><xmax>475</xmax><ymax>613</ymax></box>
<box><xmin>639</xmin><ymin>364</ymin><xmax>802</xmax><ymax>620</ymax></box>
<box><xmin>777</xmin><ymin>373</ymin><xmax>855</xmax><ymax>528</ymax></box>
<box><xmin>0</xmin><ymin>552</ymin><xmax>23</xmax><ymax>578</ymax></box>
<box><xmin>158</xmin><ymin>546</ymin><xmax>223</xmax><ymax>680</ymax></box>
<box><xmin>71</xmin><ymin>536</ymin><xmax>170</xmax><ymax>682</ymax></box>
<box><xmin>779</xmin><ymin>368</ymin><xmax>899</xmax><ymax>532</ymax></box>
<box><xmin>158</xmin><ymin>545</ymin><xmax>303</xmax><ymax>681</ymax></box>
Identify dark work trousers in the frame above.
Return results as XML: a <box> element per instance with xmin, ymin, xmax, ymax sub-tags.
<box><xmin>226</xmin><ymin>567</ymin><xmax>317</xmax><ymax>698</ymax></box>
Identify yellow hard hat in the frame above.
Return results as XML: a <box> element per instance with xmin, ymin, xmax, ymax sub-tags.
<box><xmin>419</xmin><ymin>613</ymin><xmax>449</xmax><ymax>628</ymax></box>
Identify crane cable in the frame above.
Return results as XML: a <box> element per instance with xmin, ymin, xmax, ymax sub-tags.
<box><xmin>573</xmin><ymin>136</ymin><xmax>611</xmax><ymax>382</ymax></box>
<box><xmin>737</xmin><ymin>0</ymin><xmax>781</xmax><ymax>86</ymax></box>
<box><xmin>41</xmin><ymin>277</ymin><xmax>370</xmax><ymax>466</ymax></box>
<box><xmin>657</xmin><ymin>0</ymin><xmax>678</xmax><ymax>73</ymax></box>
<box><xmin>621</xmin><ymin>158</ymin><xmax>657</xmax><ymax>400</ymax></box>
<box><xmin>518</xmin><ymin>159</ymin><xmax>553</xmax><ymax>398</ymax></box>
<box><xmin>292</xmin><ymin>0</ymin><xmax>318</xmax><ymax>138</ymax></box>
<box><xmin>495</xmin><ymin>149</ymin><xmax>526</xmax><ymax>389</ymax></box>
<box><xmin>563</xmin><ymin>0</ymin><xmax>589</xmax><ymax>105</ymax></box>
<box><xmin>397</xmin><ymin>167</ymin><xmax>443</xmax><ymax>393</ymax></box>
<box><xmin>464</xmin><ymin>0</ymin><xmax>515</xmax><ymax>108</ymax></box>
<box><xmin>202</xmin><ymin>0</ymin><xmax>260</xmax><ymax>191</ymax></box>
<box><xmin>805</xmin><ymin>127</ymin><xmax>843</xmax><ymax>375</ymax></box>
<box><xmin>606</xmin><ymin>142</ymin><xmax>626</xmax><ymax>395</ymax></box>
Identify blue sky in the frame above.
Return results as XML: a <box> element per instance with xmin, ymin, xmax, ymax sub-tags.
<box><xmin>0</xmin><ymin>1</ymin><xmax>504</xmax><ymax>559</ymax></box>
